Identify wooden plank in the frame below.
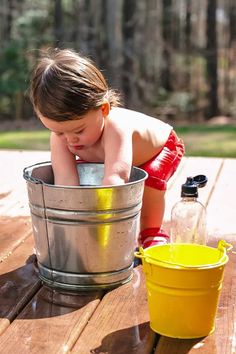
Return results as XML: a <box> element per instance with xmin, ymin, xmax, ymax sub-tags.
<box><xmin>71</xmin><ymin>266</ymin><xmax>156</xmax><ymax>354</ymax></box>
<box><xmin>0</xmin><ymin>235</ymin><xmax>41</xmax><ymax>336</ymax></box>
<box><xmin>0</xmin><ymin>151</ymin><xmax>105</xmax><ymax>353</ymax></box>
<box><xmin>206</xmin><ymin>158</ymin><xmax>236</xmax><ymax>239</ymax></box>
<box><xmin>0</xmin><ymin>187</ymin><xmax>31</xmax><ymax>216</ymax></box>
<box><xmin>0</xmin><ymin>286</ymin><xmax>103</xmax><ymax>354</ymax></box>
<box><xmin>0</xmin><ymin>150</ymin><xmax>50</xmax><ymax>192</ymax></box>
<box><xmin>155</xmin><ymin>337</ymin><xmax>202</xmax><ymax>354</ymax></box>
<box><xmin>0</xmin><ymin>150</ymin><xmax>50</xmax><ymax>216</ymax></box>
<box><xmin>0</xmin><ymin>216</ymin><xmax>32</xmax><ymax>262</ymax></box>
<box><xmin>166</xmin><ymin>156</ymin><xmax>187</xmax><ymax>190</ymax></box>
<box><xmin>0</xmin><ymin>153</ymin><xmax>234</xmax><ymax>353</ymax></box>
<box><xmin>0</xmin><ymin>151</ymin><xmax>153</xmax><ymax>353</ymax></box>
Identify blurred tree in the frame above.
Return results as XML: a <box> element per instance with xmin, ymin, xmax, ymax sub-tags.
<box><xmin>185</xmin><ymin>1</ymin><xmax>192</xmax><ymax>56</ymax></box>
<box><xmin>0</xmin><ymin>2</ymin><xmax>52</xmax><ymax>121</ymax></box>
<box><xmin>205</xmin><ymin>0</ymin><xmax>219</xmax><ymax>118</ymax></box>
<box><xmin>122</xmin><ymin>0</ymin><xmax>136</xmax><ymax>107</ymax></box>
<box><xmin>161</xmin><ymin>0</ymin><xmax>173</xmax><ymax>92</ymax></box>
<box><xmin>227</xmin><ymin>0</ymin><xmax>236</xmax><ymax>111</ymax></box>
<box><xmin>0</xmin><ymin>43</ymin><xmax>28</xmax><ymax>121</ymax></box>
<box><xmin>1</xmin><ymin>0</ymin><xmax>236</xmax><ymax>123</ymax></box>
<box><xmin>229</xmin><ymin>0</ymin><xmax>236</xmax><ymax>44</ymax></box>
<box><xmin>4</xmin><ymin>0</ymin><xmax>14</xmax><ymax>43</ymax></box>
<box><xmin>104</xmin><ymin>0</ymin><xmax>123</xmax><ymax>90</ymax></box>
<box><xmin>54</xmin><ymin>0</ymin><xmax>64</xmax><ymax>46</ymax></box>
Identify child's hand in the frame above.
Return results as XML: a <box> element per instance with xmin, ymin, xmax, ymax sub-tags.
<box><xmin>102</xmin><ymin>174</ymin><xmax>126</xmax><ymax>186</ymax></box>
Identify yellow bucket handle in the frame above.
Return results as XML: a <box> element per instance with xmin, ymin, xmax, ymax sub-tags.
<box><xmin>134</xmin><ymin>240</ymin><xmax>233</xmax><ymax>269</ymax></box>
<box><xmin>217</xmin><ymin>239</ymin><xmax>233</xmax><ymax>253</ymax></box>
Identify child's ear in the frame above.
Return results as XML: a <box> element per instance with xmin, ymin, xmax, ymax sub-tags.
<box><xmin>101</xmin><ymin>102</ymin><xmax>110</xmax><ymax>117</ymax></box>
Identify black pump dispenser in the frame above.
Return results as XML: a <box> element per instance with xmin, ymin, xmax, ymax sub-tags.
<box><xmin>181</xmin><ymin>175</ymin><xmax>208</xmax><ymax>198</ymax></box>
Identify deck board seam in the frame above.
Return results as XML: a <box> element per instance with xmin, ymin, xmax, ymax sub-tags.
<box><xmin>205</xmin><ymin>158</ymin><xmax>224</xmax><ymax>208</ymax></box>
<box><xmin>0</xmin><ymin>229</ymin><xmax>33</xmax><ymax>263</ymax></box>
<box><xmin>0</xmin><ymin>280</ymin><xmax>42</xmax><ymax>337</ymax></box>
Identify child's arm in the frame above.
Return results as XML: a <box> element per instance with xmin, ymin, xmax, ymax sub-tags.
<box><xmin>102</xmin><ymin>120</ymin><xmax>132</xmax><ymax>185</ymax></box>
<box><xmin>50</xmin><ymin>132</ymin><xmax>80</xmax><ymax>186</ymax></box>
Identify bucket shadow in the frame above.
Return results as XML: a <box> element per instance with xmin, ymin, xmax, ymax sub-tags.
<box><xmin>0</xmin><ymin>254</ymin><xmax>103</xmax><ymax>320</ymax></box>
<box><xmin>157</xmin><ymin>336</ymin><xmax>208</xmax><ymax>353</ymax></box>
<box><xmin>90</xmin><ymin>322</ymin><xmax>157</xmax><ymax>354</ymax></box>
<box><xmin>27</xmin><ymin>284</ymin><xmax>103</xmax><ymax>320</ymax></box>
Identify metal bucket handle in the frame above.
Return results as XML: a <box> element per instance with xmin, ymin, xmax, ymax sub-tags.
<box><xmin>23</xmin><ymin>161</ymin><xmax>51</xmax><ymax>185</ymax></box>
<box><xmin>23</xmin><ymin>171</ymin><xmax>43</xmax><ymax>184</ymax></box>
<box><xmin>134</xmin><ymin>240</ymin><xmax>233</xmax><ymax>269</ymax></box>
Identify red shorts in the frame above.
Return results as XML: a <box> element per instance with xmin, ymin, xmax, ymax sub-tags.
<box><xmin>139</xmin><ymin>130</ymin><xmax>185</xmax><ymax>190</ymax></box>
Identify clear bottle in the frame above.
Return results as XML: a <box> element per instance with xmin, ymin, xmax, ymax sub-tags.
<box><xmin>171</xmin><ymin>175</ymin><xmax>208</xmax><ymax>244</ymax></box>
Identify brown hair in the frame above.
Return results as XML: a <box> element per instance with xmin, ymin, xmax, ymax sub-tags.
<box><xmin>30</xmin><ymin>48</ymin><xmax>121</xmax><ymax>121</ymax></box>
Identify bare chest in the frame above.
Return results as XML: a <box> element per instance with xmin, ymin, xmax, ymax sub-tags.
<box><xmin>74</xmin><ymin>144</ymin><xmax>105</xmax><ymax>162</ymax></box>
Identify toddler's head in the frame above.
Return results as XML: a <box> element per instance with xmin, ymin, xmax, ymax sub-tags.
<box><xmin>30</xmin><ymin>48</ymin><xmax>120</xmax><ymax>121</ymax></box>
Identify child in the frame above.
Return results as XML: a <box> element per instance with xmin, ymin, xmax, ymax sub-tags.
<box><xmin>30</xmin><ymin>48</ymin><xmax>185</xmax><ymax>249</ymax></box>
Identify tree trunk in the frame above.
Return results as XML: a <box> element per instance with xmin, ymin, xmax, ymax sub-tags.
<box><xmin>185</xmin><ymin>0</ymin><xmax>192</xmax><ymax>89</ymax></box>
<box><xmin>4</xmin><ymin>0</ymin><xmax>14</xmax><ymax>43</ymax></box>
<box><xmin>229</xmin><ymin>0</ymin><xmax>236</xmax><ymax>45</ymax></box>
<box><xmin>135</xmin><ymin>0</ymin><xmax>161</xmax><ymax>109</ymax></box>
<box><xmin>105</xmin><ymin>0</ymin><xmax>123</xmax><ymax>90</ymax></box>
<box><xmin>161</xmin><ymin>0</ymin><xmax>173</xmax><ymax>91</ymax></box>
<box><xmin>205</xmin><ymin>0</ymin><xmax>219</xmax><ymax>119</ymax></box>
<box><xmin>15</xmin><ymin>91</ymin><xmax>24</xmax><ymax>122</ymax></box>
<box><xmin>54</xmin><ymin>0</ymin><xmax>64</xmax><ymax>47</ymax></box>
<box><xmin>228</xmin><ymin>0</ymin><xmax>236</xmax><ymax>104</ymax></box>
<box><xmin>122</xmin><ymin>0</ymin><xmax>136</xmax><ymax>107</ymax></box>
<box><xmin>185</xmin><ymin>1</ymin><xmax>192</xmax><ymax>53</ymax></box>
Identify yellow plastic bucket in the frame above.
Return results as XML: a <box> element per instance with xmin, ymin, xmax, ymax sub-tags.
<box><xmin>135</xmin><ymin>240</ymin><xmax>231</xmax><ymax>338</ymax></box>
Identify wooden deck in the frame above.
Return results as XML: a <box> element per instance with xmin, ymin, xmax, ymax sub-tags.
<box><xmin>0</xmin><ymin>150</ymin><xmax>236</xmax><ymax>354</ymax></box>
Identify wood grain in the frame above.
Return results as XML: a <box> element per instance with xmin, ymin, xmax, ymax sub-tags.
<box><xmin>0</xmin><ymin>286</ymin><xmax>103</xmax><ymax>354</ymax></box>
<box><xmin>0</xmin><ymin>152</ymin><xmax>235</xmax><ymax>353</ymax></box>
<box><xmin>71</xmin><ymin>266</ymin><xmax>157</xmax><ymax>354</ymax></box>
<box><xmin>0</xmin><ymin>216</ymin><xmax>32</xmax><ymax>262</ymax></box>
<box><xmin>0</xmin><ymin>234</ymin><xmax>41</xmax><ymax>336</ymax></box>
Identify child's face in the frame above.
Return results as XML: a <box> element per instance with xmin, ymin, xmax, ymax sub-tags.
<box><xmin>38</xmin><ymin>107</ymin><xmax>106</xmax><ymax>152</ymax></box>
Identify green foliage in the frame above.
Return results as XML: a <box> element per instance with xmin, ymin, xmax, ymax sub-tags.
<box><xmin>15</xmin><ymin>9</ymin><xmax>50</xmax><ymax>39</ymax></box>
<box><xmin>169</xmin><ymin>92</ymin><xmax>195</xmax><ymax>113</ymax></box>
<box><xmin>0</xmin><ymin>0</ymin><xmax>235</xmax><ymax>124</ymax></box>
<box><xmin>0</xmin><ymin>42</ymin><xmax>28</xmax><ymax>95</ymax></box>
<box><xmin>0</xmin><ymin>5</ymin><xmax>53</xmax><ymax>120</ymax></box>
<box><xmin>0</xmin><ymin>42</ymin><xmax>29</xmax><ymax>118</ymax></box>
<box><xmin>155</xmin><ymin>88</ymin><xmax>195</xmax><ymax>119</ymax></box>
<box><xmin>14</xmin><ymin>7</ymin><xmax>52</xmax><ymax>54</ymax></box>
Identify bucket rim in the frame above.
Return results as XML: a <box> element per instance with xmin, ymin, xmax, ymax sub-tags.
<box><xmin>134</xmin><ymin>241</ymin><xmax>231</xmax><ymax>269</ymax></box>
<box><xmin>23</xmin><ymin>161</ymin><xmax>148</xmax><ymax>189</ymax></box>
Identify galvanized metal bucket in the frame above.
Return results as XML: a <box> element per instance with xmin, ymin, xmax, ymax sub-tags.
<box><xmin>23</xmin><ymin>162</ymin><xmax>147</xmax><ymax>291</ymax></box>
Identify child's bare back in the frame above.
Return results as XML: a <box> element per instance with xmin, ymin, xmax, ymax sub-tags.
<box><xmin>106</xmin><ymin>107</ymin><xmax>172</xmax><ymax>166</ymax></box>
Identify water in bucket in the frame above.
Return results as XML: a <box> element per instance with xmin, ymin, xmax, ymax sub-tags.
<box><xmin>135</xmin><ymin>240</ymin><xmax>231</xmax><ymax>338</ymax></box>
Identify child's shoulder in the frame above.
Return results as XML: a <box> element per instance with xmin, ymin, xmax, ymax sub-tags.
<box><xmin>110</xmin><ymin>107</ymin><xmax>149</xmax><ymax>118</ymax></box>
<box><xmin>107</xmin><ymin>107</ymin><xmax>172</xmax><ymax>147</ymax></box>
<box><xmin>110</xmin><ymin>107</ymin><xmax>172</xmax><ymax>128</ymax></box>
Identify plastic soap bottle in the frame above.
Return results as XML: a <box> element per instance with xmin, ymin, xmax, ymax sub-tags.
<box><xmin>171</xmin><ymin>175</ymin><xmax>208</xmax><ymax>244</ymax></box>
